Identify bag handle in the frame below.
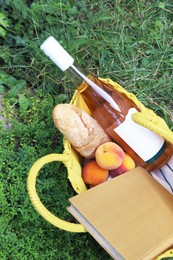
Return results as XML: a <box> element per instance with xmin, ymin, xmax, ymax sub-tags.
<box><xmin>132</xmin><ymin>110</ymin><xmax>173</xmax><ymax>144</ymax></box>
<box><xmin>27</xmin><ymin>153</ymin><xmax>86</xmax><ymax>233</ymax></box>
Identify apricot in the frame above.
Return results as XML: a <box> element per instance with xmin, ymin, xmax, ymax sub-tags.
<box><xmin>110</xmin><ymin>152</ymin><xmax>136</xmax><ymax>177</ymax></box>
<box><xmin>82</xmin><ymin>160</ymin><xmax>109</xmax><ymax>186</ymax></box>
<box><xmin>95</xmin><ymin>142</ymin><xmax>125</xmax><ymax>170</ymax></box>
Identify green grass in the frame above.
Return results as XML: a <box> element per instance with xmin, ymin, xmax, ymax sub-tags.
<box><xmin>0</xmin><ymin>0</ymin><xmax>173</xmax><ymax>259</ymax></box>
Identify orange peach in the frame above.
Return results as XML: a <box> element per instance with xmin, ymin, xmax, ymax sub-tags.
<box><xmin>82</xmin><ymin>160</ymin><xmax>109</xmax><ymax>186</ymax></box>
<box><xmin>110</xmin><ymin>152</ymin><xmax>136</xmax><ymax>177</ymax></box>
<box><xmin>95</xmin><ymin>142</ymin><xmax>125</xmax><ymax>170</ymax></box>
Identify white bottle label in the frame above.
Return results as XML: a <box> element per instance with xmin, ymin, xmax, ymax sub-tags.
<box><xmin>114</xmin><ymin>108</ymin><xmax>164</xmax><ymax>162</ymax></box>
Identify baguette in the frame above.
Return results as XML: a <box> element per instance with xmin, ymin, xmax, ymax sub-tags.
<box><xmin>52</xmin><ymin>104</ymin><xmax>111</xmax><ymax>158</ymax></box>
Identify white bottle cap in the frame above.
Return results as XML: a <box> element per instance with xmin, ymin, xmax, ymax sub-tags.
<box><xmin>40</xmin><ymin>36</ymin><xmax>74</xmax><ymax>71</ymax></box>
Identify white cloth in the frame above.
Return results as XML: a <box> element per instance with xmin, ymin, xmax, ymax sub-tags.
<box><xmin>151</xmin><ymin>154</ymin><xmax>173</xmax><ymax>194</ymax></box>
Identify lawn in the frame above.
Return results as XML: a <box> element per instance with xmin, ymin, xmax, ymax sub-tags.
<box><xmin>0</xmin><ymin>1</ymin><xmax>173</xmax><ymax>259</ymax></box>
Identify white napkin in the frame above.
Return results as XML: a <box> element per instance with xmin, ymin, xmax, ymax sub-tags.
<box><xmin>151</xmin><ymin>153</ymin><xmax>173</xmax><ymax>194</ymax></box>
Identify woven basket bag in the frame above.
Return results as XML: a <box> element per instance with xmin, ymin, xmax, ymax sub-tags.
<box><xmin>27</xmin><ymin>78</ymin><xmax>173</xmax><ymax>258</ymax></box>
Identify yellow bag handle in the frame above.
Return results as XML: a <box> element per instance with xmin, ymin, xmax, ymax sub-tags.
<box><xmin>27</xmin><ymin>146</ymin><xmax>86</xmax><ymax>233</ymax></box>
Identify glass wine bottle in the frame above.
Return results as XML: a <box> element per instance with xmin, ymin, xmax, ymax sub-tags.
<box><xmin>40</xmin><ymin>36</ymin><xmax>172</xmax><ymax>171</ymax></box>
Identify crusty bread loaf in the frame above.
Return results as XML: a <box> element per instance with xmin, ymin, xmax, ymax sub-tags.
<box><xmin>52</xmin><ymin>104</ymin><xmax>111</xmax><ymax>158</ymax></box>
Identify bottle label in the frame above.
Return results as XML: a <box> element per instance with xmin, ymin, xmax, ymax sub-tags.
<box><xmin>114</xmin><ymin>108</ymin><xmax>164</xmax><ymax>162</ymax></box>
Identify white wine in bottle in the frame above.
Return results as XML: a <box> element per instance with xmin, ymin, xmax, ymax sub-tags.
<box><xmin>40</xmin><ymin>36</ymin><xmax>172</xmax><ymax>171</ymax></box>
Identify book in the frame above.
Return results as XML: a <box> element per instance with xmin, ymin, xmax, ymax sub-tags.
<box><xmin>68</xmin><ymin>167</ymin><xmax>173</xmax><ymax>260</ymax></box>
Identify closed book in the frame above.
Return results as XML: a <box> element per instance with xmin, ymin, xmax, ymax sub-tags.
<box><xmin>68</xmin><ymin>167</ymin><xmax>173</xmax><ymax>260</ymax></box>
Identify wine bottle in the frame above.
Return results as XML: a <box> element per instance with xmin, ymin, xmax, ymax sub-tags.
<box><xmin>40</xmin><ymin>36</ymin><xmax>172</xmax><ymax>171</ymax></box>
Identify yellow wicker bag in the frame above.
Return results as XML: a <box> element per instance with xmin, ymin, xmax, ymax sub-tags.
<box><xmin>27</xmin><ymin>78</ymin><xmax>173</xmax><ymax>256</ymax></box>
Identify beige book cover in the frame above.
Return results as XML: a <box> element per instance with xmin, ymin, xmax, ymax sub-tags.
<box><xmin>68</xmin><ymin>167</ymin><xmax>173</xmax><ymax>260</ymax></box>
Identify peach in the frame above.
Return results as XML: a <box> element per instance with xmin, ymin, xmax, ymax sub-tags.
<box><xmin>95</xmin><ymin>142</ymin><xmax>125</xmax><ymax>170</ymax></box>
<box><xmin>110</xmin><ymin>152</ymin><xmax>136</xmax><ymax>177</ymax></box>
<box><xmin>82</xmin><ymin>160</ymin><xmax>109</xmax><ymax>186</ymax></box>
